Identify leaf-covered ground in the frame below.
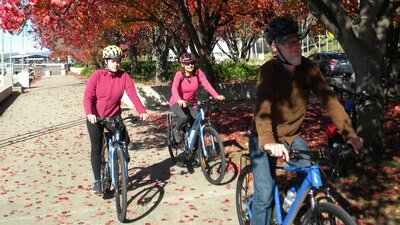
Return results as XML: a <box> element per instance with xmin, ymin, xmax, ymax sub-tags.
<box><xmin>148</xmin><ymin>99</ymin><xmax>399</xmax><ymax>224</ymax></box>
<box><xmin>223</xmin><ymin>100</ymin><xmax>399</xmax><ymax>224</ymax></box>
<box><xmin>69</xmin><ymin>72</ymin><xmax>399</xmax><ymax>223</ymax></box>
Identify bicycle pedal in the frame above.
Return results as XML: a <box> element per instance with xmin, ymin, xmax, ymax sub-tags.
<box><xmin>192</xmin><ymin>159</ymin><xmax>201</xmax><ymax>168</ymax></box>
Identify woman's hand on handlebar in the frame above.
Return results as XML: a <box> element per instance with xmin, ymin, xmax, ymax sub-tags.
<box><xmin>216</xmin><ymin>95</ymin><xmax>225</xmax><ymax>101</ymax></box>
<box><xmin>139</xmin><ymin>113</ymin><xmax>149</xmax><ymax>121</ymax></box>
<box><xmin>87</xmin><ymin>114</ymin><xmax>97</xmax><ymax>124</ymax></box>
<box><xmin>177</xmin><ymin>100</ymin><xmax>187</xmax><ymax>108</ymax></box>
<box><xmin>262</xmin><ymin>143</ymin><xmax>290</xmax><ymax>162</ymax></box>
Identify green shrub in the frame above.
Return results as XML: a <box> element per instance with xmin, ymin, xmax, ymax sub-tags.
<box><xmin>74</xmin><ymin>63</ymin><xmax>86</xmax><ymax>67</ymax></box>
<box><xmin>166</xmin><ymin>62</ymin><xmax>181</xmax><ymax>81</ymax></box>
<box><xmin>213</xmin><ymin>62</ymin><xmax>258</xmax><ymax>81</ymax></box>
<box><xmin>127</xmin><ymin>61</ymin><xmax>180</xmax><ymax>82</ymax></box>
<box><xmin>80</xmin><ymin>66</ymin><xmax>97</xmax><ymax>77</ymax></box>
<box><xmin>120</xmin><ymin>60</ymin><xmax>131</xmax><ymax>72</ymax></box>
<box><xmin>80</xmin><ymin>60</ymin><xmax>259</xmax><ymax>82</ymax></box>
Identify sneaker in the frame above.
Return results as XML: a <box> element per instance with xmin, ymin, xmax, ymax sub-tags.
<box><xmin>92</xmin><ymin>180</ymin><xmax>102</xmax><ymax>194</ymax></box>
<box><xmin>125</xmin><ymin>149</ymin><xmax>131</xmax><ymax>163</ymax></box>
<box><xmin>173</xmin><ymin>129</ymin><xmax>182</xmax><ymax>143</ymax></box>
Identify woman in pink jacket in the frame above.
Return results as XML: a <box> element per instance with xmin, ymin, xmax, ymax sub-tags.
<box><xmin>83</xmin><ymin>45</ymin><xmax>148</xmax><ymax>194</ymax></box>
<box><xmin>169</xmin><ymin>53</ymin><xmax>225</xmax><ymax>142</ymax></box>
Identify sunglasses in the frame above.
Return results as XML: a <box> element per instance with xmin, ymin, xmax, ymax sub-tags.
<box><xmin>278</xmin><ymin>38</ymin><xmax>301</xmax><ymax>49</ymax></box>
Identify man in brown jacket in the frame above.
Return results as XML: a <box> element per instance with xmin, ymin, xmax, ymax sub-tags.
<box><xmin>248</xmin><ymin>16</ymin><xmax>363</xmax><ymax>225</ymax></box>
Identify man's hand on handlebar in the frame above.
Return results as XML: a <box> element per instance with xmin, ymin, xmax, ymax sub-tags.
<box><xmin>262</xmin><ymin>143</ymin><xmax>290</xmax><ymax>162</ymax></box>
<box><xmin>346</xmin><ymin>137</ymin><xmax>363</xmax><ymax>153</ymax></box>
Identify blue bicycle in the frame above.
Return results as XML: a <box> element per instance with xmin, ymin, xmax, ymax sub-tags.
<box><xmin>167</xmin><ymin>99</ymin><xmax>226</xmax><ymax>185</ymax></box>
<box><xmin>98</xmin><ymin>114</ymin><xmax>138</xmax><ymax>222</ymax></box>
<box><xmin>236</xmin><ymin>143</ymin><xmax>357</xmax><ymax>225</ymax></box>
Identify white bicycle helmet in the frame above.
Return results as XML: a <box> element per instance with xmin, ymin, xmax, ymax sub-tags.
<box><xmin>102</xmin><ymin>45</ymin><xmax>123</xmax><ymax>59</ymax></box>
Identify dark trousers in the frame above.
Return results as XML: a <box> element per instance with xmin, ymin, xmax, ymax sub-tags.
<box><xmin>86</xmin><ymin>117</ymin><xmax>129</xmax><ymax>181</ymax></box>
<box><xmin>170</xmin><ymin>103</ymin><xmax>198</xmax><ymax>131</ymax></box>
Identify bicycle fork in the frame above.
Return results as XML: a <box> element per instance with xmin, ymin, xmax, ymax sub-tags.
<box><xmin>198</xmin><ymin>125</ymin><xmax>215</xmax><ymax>160</ymax></box>
<box><xmin>108</xmin><ymin>142</ymin><xmax>128</xmax><ymax>188</ymax></box>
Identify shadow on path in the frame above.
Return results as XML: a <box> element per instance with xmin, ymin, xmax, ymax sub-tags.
<box><xmin>0</xmin><ymin>117</ymin><xmax>86</xmax><ymax>148</ymax></box>
<box><xmin>0</xmin><ymin>92</ymin><xmax>21</xmax><ymax>116</ymax></box>
<box><xmin>124</xmin><ymin>158</ymin><xmax>174</xmax><ymax>222</ymax></box>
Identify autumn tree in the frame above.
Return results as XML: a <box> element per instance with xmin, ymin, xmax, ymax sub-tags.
<box><xmin>0</xmin><ymin>0</ymin><xmax>111</xmax><ymax>66</ymax></box>
<box><xmin>299</xmin><ymin>0</ymin><xmax>400</xmax><ymax>159</ymax></box>
<box><xmin>156</xmin><ymin>0</ymin><xmax>268</xmax><ymax>84</ymax></box>
<box><xmin>216</xmin><ymin>14</ymin><xmax>262</xmax><ymax>62</ymax></box>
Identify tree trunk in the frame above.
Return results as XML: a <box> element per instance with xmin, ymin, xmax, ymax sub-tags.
<box><xmin>351</xmin><ymin>53</ymin><xmax>385</xmax><ymax>160</ymax></box>
<box><xmin>154</xmin><ymin>46</ymin><xmax>170</xmax><ymax>84</ymax></box>
<box><xmin>127</xmin><ymin>45</ymin><xmax>139</xmax><ymax>75</ymax></box>
<box><xmin>384</xmin><ymin>23</ymin><xmax>399</xmax><ymax>99</ymax></box>
<box><xmin>197</xmin><ymin>54</ymin><xmax>216</xmax><ymax>86</ymax></box>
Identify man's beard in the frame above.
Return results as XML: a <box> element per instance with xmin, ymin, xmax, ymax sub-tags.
<box><xmin>286</xmin><ymin>56</ymin><xmax>301</xmax><ymax>66</ymax></box>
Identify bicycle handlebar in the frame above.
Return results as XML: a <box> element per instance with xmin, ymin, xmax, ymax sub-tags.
<box><xmin>96</xmin><ymin>114</ymin><xmax>140</xmax><ymax>126</ymax></box>
<box><xmin>331</xmin><ymin>85</ymin><xmax>377</xmax><ymax>103</ymax></box>
<box><xmin>185</xmin><ymin>98</ymin><xmax>219</xmax><ymax>109</ymax></box>
<box><xmin>289</xmin><ymin>143</ymin><xmax>355</xmax><ymax>162</ymax></box>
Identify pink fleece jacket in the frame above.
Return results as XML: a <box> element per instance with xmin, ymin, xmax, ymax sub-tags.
<box><xmin>169</xmin><ymin>69</ymin><xmax>219</xmax><ymax>107</ymax></box>
<box><xmin>83</xmin><ymin>69</ymin><xmax>146</xmax><ymax>118</ymax></box>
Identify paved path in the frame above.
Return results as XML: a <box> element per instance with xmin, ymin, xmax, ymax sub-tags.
<box><xmin>0</xmin><ymin>74</ymin><xmax>241</xmax><ymax>225</ymax></box>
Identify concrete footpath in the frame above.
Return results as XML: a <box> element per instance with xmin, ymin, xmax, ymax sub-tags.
<box><xmin>0</xmin><ymin>73</ymin><xmax>243</xmax><ymax>225</ymax></box>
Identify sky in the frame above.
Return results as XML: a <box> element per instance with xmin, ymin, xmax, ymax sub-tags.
<box><xmin>1</xmin><ymin>29</ymin><xmax>49</xmax><ymax>55</ymax></box>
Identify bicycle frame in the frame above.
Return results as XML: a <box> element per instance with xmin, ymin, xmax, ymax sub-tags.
<box><xmin>273</xmin><ymin>165</ymin><xmax>323</xmax><ymax>225</ymax></box>
<box><xmin>184</xmin><ymin>106</ymin><xmax>214</xmax><ymax>159</ymax></box>
<box><xmin>241</xmin><ymin>144</ymin><xmax>356</xmax><ymax>225</ymax></box>
<box><xmin>243</xmin><ymin>164</ymin><xmax>324</xmax><ymax>225</ymax></box>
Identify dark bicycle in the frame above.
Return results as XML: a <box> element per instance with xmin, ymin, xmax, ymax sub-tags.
<box><xmin>236</xmin><ymin>143</ymin><xmax>357</xmax><ymax>225</ymax></box>
<box><xmin>167</xmin><ymin>99</ymin><xmax>226</xmax><ymax>185</ymax></box>
<box><xmin>326</xmin><ymin>87</ymin><xmax>373</xmax><ymax>147</ymax></box>
<box><xmin>98</xmin><ymin>114</ymin><xmax>139</xmax><ymax>222</ymax></box>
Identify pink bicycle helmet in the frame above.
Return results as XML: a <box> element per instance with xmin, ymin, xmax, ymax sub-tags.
<box><xmin>179</xmin><ymin>53</ymin><xmax>196</xmax><ymax>64</ymax></box>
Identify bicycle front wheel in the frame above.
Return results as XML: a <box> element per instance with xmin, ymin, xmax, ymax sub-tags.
<box><xmin>100</xmin><ymin>135</ymin><xmax>111</xmax><ymax>193</ymax></box>
<box><xmin>301</xmin><ymin>202</ymin><xmax>357</xmax><ymax>225</ymax></box>
<box><xmin>114</xmin><ymin>146</ymin><xmax>128</xmax><ymax>222</ymax></box>
<box><xmin>236</xmin><ymin>165</ymin><xmax>253</xmax><ymax>225</ymax></box>
<box><xmin>198</xmin><ymin>126</ymin><xmax>226</xmax><ymax>184</ymax></box>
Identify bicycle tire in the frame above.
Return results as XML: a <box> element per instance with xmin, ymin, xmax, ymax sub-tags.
<box><xmin>167</xmin><ymin>113</ymin><xmax>185</xmax><ymax>166</ymax></box>
<box><xmin>114</xmin><ymin>146</ymin><xmax>128</xmax><ymax>222</ymax></box>
<box><xmin>100</xmin><ymin>135</ymin><xmax>111</xmax><ymax>193</ymax></box>
<box><xmin>300</xmin><ymin>202</ymin><xmax>357</xmax><ymax>225</ymax></box>
<box><xmin>236</xmin><ymin>165</ymin><xmax>253</xmax><ymax>225</ymax></box>
<box><xmin>197</xmin><ymin>126</ymin><xmax>226</xmax><ymax>184</ymax></box>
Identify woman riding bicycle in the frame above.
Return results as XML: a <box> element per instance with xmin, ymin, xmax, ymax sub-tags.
<box><xmin>83</xmin><ymin>45</ymin><xmax>148</xmax><ymax>194</ymax></box>
<box><xmin>169</xmin><ymin>52</ymin><xmax>225</xmax><ymax>142</ymax></box>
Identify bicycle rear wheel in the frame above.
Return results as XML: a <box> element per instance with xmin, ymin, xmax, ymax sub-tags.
<box><xmin>236</xmin><ymin>165</ymin><xmax>253</xmax><ymax>225</ymax></box>
<box><xmin>167</xmin><ymin>113</ymin><xmax>186</xmax><ymax>166</ymax></box>
<box><xmin>300</xmin><ymin>202</ymin><xmax>357</xmax><ymax>225</ymax></box>
<box><xmin>114</xmin><ymin>146</ymin><xmax>128</xmax><ymax>222</ymax></box>
<box><xmin>198</xmin><ymin>126</ymin><xmax>226</xmax><ymax>184</ymax></box>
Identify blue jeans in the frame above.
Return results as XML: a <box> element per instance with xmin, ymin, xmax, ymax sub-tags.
<box><xmin>249</xmin><ymin>132</ymin><xmax>310</xmax><ymax>225</ymax></box>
